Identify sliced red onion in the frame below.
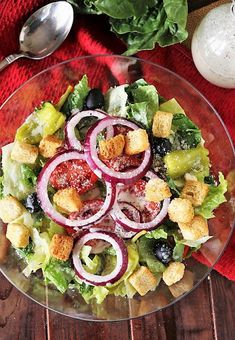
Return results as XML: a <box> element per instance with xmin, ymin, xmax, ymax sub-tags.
<box><xmin>111</xmin><ymin>171</ymin><xmax>170</xmax><ymax>231</ymax></box>
<box><xmin>65</xmin><ymin>110</ymin><xmax>114</xmax><ymax>151</ymax></box>
<box><xmin>84</xmin><ymin>117</ymin><xmax>152</xmax><ymax>184</ymax></box>
<box><xmin>73</xmin><ymin>231</ymin><xmax>128</xmax><ymax>286</ymax></box>
<box><xmin>118</xmin><ymin>201</ymin><xmax>141</xmax><ymax>223</ymax></box>
<box><xmin>37</xmin><ymin>150</ymin><xmax>116</xmax><ymax>228</ymax></box>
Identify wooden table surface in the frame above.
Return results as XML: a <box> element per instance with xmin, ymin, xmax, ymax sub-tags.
<box><xmin>0</xmin><ymin>269</ymin><xmax>235</xmax><ymax>340</ymax></box>
<box><xmin>1</xmin><ymin>0</ymin><xmax>235</xmax><ymax>339</ymax></box>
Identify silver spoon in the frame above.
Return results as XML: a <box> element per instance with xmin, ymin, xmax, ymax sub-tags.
<box><xmin>0</xmin><ymin>1</ymin><xmax>74</xmax><ymax>72</ymax></box>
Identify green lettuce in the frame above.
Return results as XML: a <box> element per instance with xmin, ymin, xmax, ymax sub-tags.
<box><xmin>145</xmin><ymin>226</ymin><xmax>168</xmax><ymax>240</ymax></box>
<box><xmin>61</xmin><ymin>75</ymin><xmax>90</xmax><ymax>115</ymax></box>
<box><xmin>104</xmin><ymin>84</ymin><xmax>128</xmax><ymax>117</ymax></box>
<box><xmin>43</xmin><ymin>258</ymin><xmax>75</xmax><ymax>294</ymax></box>
<box><xmin>195</xmin><ymin>172</ymin><xmax>227</xmax><ymax>219</ymax></box>
<box><xmin>78</xmin><ymin>282</ymin><xmax>109</xmax><ymax>304</ymax></box>
<box><xmin>1</xmin><ymin>143</ymin><xmax>35</xmax><ymax>200</ymax></box>
<box><xmin>0</xmin><ymin>176</ymin><xmax>3</xmax><ymax>199</ymax></box>
<box><xmin>137</xmin><ymin>236</ymin><xmax>166</xmax><ymax>276</ymax></box>
<box><xmin>23</xmin><ymin>229</ymin><xmax>51</xmax><ymax>277</ymax></box>
<box><xmin>171</xmin><ymin>113</ymin><xmax>202</xmax><ymax>149</ymax></box>
<box><xmin>126</xmin><ymin>79</ymin><xmax>159</xmax><ymax>128</ymax></box>
<box><xmin>80</xmin><ymin>245</ymin><xmax>102</xmax><ymax>274</ymax></box>
<box><xmin>20</xmin><ymin>164</ymin><xmax>37</xmax><ymax>188</ymax></box>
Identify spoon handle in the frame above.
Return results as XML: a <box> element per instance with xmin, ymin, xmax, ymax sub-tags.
<box><xmin>0</xmin><ymin>54</ymin><xmax>25</xmax><ymax>72</ymax></box>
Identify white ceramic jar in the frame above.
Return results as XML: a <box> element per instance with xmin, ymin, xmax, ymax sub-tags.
<box><xmin>192</xmin><ymin>3</ymin><xmax>235</xmax><ymax>88</ymax></box>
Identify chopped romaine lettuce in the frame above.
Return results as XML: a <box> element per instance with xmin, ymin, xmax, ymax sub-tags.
<box><xmin>16</xmin><ymin>102</ymin><xmax>66</xmax><ymax>144</ymax></box>
<box><xmin>172</xmin><ymin>243</ymin><xmax>185</xmax><ymax>262</ymax></box>
<box><xmin>77</xmin><ymin>282</ymin><xmax>109</xmax><ymax>304</ymax></box>
<box><xmin>164</xmin><ymin>146</ymin><xmax>209</xmax><ymax>180</ymax></box>
<box><xmin>110</xmin><ymin>277</ymin><xmax>137</xmax><ymax>298</ymax></box>
<box><xmin>1</xmin><ymin>143</ymin><xmax>35</xmax><ymax>200</ymax></box>
<box><xmin>195</xmin><ymin>172</ymin><xmax>227</xmax><ymax>219</ymax></box>
<box><xmin>159</xmin><ymin>98</ymin><xmax>185</xmax><ymax>114</ymax></box>
<box><xmin>80</xmin><ymin>245</ymin><xmax>102</xmax><ymax>274</ymax></box>
<box><xmin>137</xmin><ymin>236</ymin><xmax>166</xmax><ymax>275</ymax></box>
<box><xmin>61</xmin><ymin>75</ymin><xmax>90</xmax><ymax>115</ymax></box>
<box><xmin>171</xmin><ymin>113</ymin><xmax>202</xmax><ymax>149</ymax></box>
<box><xmin>16</xmin><ymin>239</ymin><xmax>34</xmax><ymax>259</ymax></box>
<box><xmin>180</xmin><ymin>236</ymin><xmax>213</xmax><ymax>248</ymax></box>
<box><xmin>47</xmin><ymin>220</ymin><xmax>65</xmax><ymax>239</ymax></box>
<box><xmin>166</xmin><ymin>176</ymin><xmax>180</xmax><ymax>196</ymax></box>
<box><xmin>20</xmin><ymin>164</ymin><xmax>37</xmax><ymax>188</ymax></box>
<box><xmin>104</xmin><ymin>84</ymin><xmax>128</xmax><ymax>117</ymax></box>
<box><xmin>23</xmin><ymin>229</ymin><xmax>50</xmax><ymax>277</ymax></box>
<box><xmin>43</xmin><ymin>258</ymin><xmax>75</xmax><ymax>294</ymax></box>
<box><xmin>145</xmin><ymin>226</ymin><xmax>168</xmax><ymax>240</ymax></box>
<box><xmin>126</xmin><ymin>79</ymin><xmax>159</xmax><ymax>128</ymax></box>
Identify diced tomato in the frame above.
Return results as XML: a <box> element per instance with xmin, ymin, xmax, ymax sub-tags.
<box><xmin>141</xmin><ymin>201</ymin><xmax>161</xmax><ymax>223</ymax></box>
<box><xmin>183</xmin><ymin>245</ymin><xmax>190</xmax><ymax>258</ymax></box>
<box><xmin>102</xmin><ymin>154</ymin><xmax>142</xmax><ymax>172</ymax></box>
<box><xmin>50</xmin><ymin>160</ymin><xmax>98</xmax><ymax>194</ymax></box>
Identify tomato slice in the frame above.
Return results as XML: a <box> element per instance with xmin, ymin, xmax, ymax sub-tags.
<box><xmin>102</xmin><ymin>154</ymin><xmax>142</xmax><ymax>172</ymax></box>
<box><xmin>50</xmin><ymin>159</ymin><xmax>98</xmax><ymax>194</ymax></box>
<box><xmin>69</xmin><ymin>199</ymin><xmax>103</xmax><ymax>221</ymax></box>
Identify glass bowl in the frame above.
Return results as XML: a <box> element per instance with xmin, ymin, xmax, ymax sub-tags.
<box><xmin>0</xmin><ymin>55</ymin><xmax>234</xmax><ymax>321</ymax></box>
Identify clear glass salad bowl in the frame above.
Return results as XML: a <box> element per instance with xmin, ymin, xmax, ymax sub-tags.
<box><xmin>0</xmin><ymin>55</ymin><xmax>234</xmax><ymax>321</ymax></box>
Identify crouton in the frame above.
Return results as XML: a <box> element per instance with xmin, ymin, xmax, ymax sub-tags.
<box><xmin>11</xmin><ymin>141</ymin><xmax>38</xmax><ymax>164</ymax></box>
<box><xmin>145</xmin><ymin>178</ymin><xmax>172</xmax><ymax>202</ymax></box>
<box><xmin>162</xmin><ymin>262</ymin><xmax>185</xmax><ymax>286</ymax></box>
<box><xmin>50</xmin><ymin>234</ymin><xmax>74</xmax><ymax>261</ymax></box>
<box><xmin>181</xmin><ymin>180</ymin><xmax>209</xmax><ymax>206</ymax></box>
<box><xmin>169</xmin><ymin>270</ymin><xmax>194</xmax><ymax>298</ymax></box>
<box><xmin>0</xmin><ymin>196</ymin><xmax>25</xmax><ymax>223</ymax></box>
<box><xmin>125</xmin><ymin>129</ymin><xmax>149</xmax><ymax>155</ymax></box>
<box><xmin>53</xmin><ymin>188</ymin><xmax>83</xmax><ymax>214</ymax></box>
<box><xmin>6</xmin><ymin>223</ymin><xmax>30</xmax><ymax>248</ymax></box>
<box><xmin>152</xmin><ymin>111</ymin><xmax>173</xmax><ymax>138</ymax></box>
<box><xmin>178</xmin><ymin>215</ymin><xmax>209</xmax><ymax>241</ymax></box>
<box><xmin>128</xmin><ymin>266</ymin><xmax>158</xmax><ymax>296</ymax></box>
<box><xmin>99</xmin><ymin>134</ymin><xmax>125</xmax><ymax>160</ymax></box>
<box><xmin>168</xmin><ymin>198</ymin><xmax>194</xmax><ymax>223</ymax></box>
<box><xmin>39</xmin><ymin>135</ymin><xmax>63</xmax><ymax>158</ymax></box>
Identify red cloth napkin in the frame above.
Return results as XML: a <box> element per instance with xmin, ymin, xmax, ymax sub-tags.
<box><xmin>0</xmin><ymin>0</ymin><xmax>234</xmax><ymax>280</ymax></box>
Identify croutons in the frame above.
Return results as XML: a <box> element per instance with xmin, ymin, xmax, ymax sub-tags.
<box><xmin>6</xmin><ymin>223</ymin><xmax>30</xmax><ymax>248</ymax></box>
<box><xmin>39</xmin><ymin>135</ymin><xmax>63</xmax><ymax>158</ymax></box>
<box><xmin>99</xmin><ymin>134</ymin><xmax>125</xmax><ymax>160</ymax></box>
<box><xmin>0</xmin><ymin>196</ymin><xmax>25</xmax><ymax>223</ymax></box>
<box><xmin>128</xmin><ymin>266</ymin><xmax>158</xmax><ymax>296</ymax></box>
<box><xmin>53</xmin><ymin>188</ymin><xmax>83</xmax><ymax>214</ymax></box>
<box><xmin>168</xmin><ymin>270</ymin><xmax>194</xmax><ymax>298</ymax></box>
<box><xmin>125</xmin><ymin>129</ymin><xmax>149</xmax><ymax>155</ymax></box>
<box><xmin>152</xmin><ymin>111</ymin><xmax>173</xmax><ymax>138</ymax></box>
<box><xmin>168</xmin><ymin>198</ymin><xmax>194</xmax><ymax>223</ymax></box>
<box><xmin>162</xmin><ymin>262</ymin><xmax>185</xmax><ymax>286</ymax></box>
<box><xmin>181</xmin><ymin>180</ymin><xmax>209</xmax><ymax>206</ymax></box>
<box><xmin>11</xmin><ymin>141</ymin><xmax>38</xmax><ymax>164</ymax></box>
<box><xmin>178</xmin><ymin>215</ymin><xmax>209</xmax><ymax>241</ymax></box>
<box><xmin>50</xmin><ymin>234</ymin><xmax>74</xmax><ymax>261</ymax></box>
<box><xmin>145</xmin><ymin>178</ymin><xmax>172</xmax><ymax>203</ymax></box>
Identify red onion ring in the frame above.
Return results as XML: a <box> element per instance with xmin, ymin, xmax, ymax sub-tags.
<box><xmin>65</xmin><ymin>110</ymin><xmax>114</xmax><ymax>151</ymax></box>
<box><xmin>84</xmin><ymin>117</ymin><xmax>152</xmax><ymax>184</ymax></box>
<box><xmin>73</xmin><ymin>231</ymin><xmax>128</xmax><ymax>286</ymax></box>
<box><xmin>111</xmin><ymin>171</ymin><xmax>170</xmax><ymax>232</ymax></box>
<box><xmin>37</xmin><ymin>150</ymin><xmax>116</xmax><ymax>228</ymax></box>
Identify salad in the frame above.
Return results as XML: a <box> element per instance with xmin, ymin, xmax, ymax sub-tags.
<box><xmin>0</xmin><ymin>75</ymin><xmax>228</xmax><ymax>305</ymax></box>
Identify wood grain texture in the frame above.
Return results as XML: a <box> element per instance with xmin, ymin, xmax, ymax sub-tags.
<box><xmin>48</xmin><ymin>310</ymin><xmax>130</xmax><ymax>340</ymax></box>
<box><xmin>0</xmin><ymin>273</ymin><xmax>47</xmax><ymax>340</ymax></box>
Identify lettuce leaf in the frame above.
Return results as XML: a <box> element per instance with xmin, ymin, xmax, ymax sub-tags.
<box><xmin>159</xmin><ymin>98</ymin><xmax>185</xmax><ymax>114</ymax></box>
<box><xmin>23</xmin><ymin>229</ymin><xmax>51</xmax><ymax>277</ymax></box>
<box><xmin>61</xmin><ymin>75</ymin><xmax>90</xmax><ymax>115</ymax></box>
<box><xmin>137</xmin><ymin>236</ymin><xmax>166</xmax><ymax>275</ymax></box>
<box><xmin>126</xmin><ymin>79</ymin><xmax>159</xmax><ymax>128</ymax></box>
<box><xmin>195</xmin><ymin>172</ymin><xmax>227</xmax><ymax>219</ymax></box>
<box><xmin>80</xmin><ymin>245</ymin><xmax>102</xmax><ymax>274</ymax></box>
<box><xmin>145</xmin><ymin>226</ymin><xmax>168</xmax><ymax>240</ymax></box>
<box><xmin>20</xmin><ymin>164</ymin><xmax>37</xmax><ymax>188</ymax></box>
<box><xmin>0</xmin><ymin>176</ymin><xmax>3</xmax><ymax>199</ymax></box>
<box><xmin>171</xmin><ymin>113</ymin><xmax>201</xmax><ymax>149</ymax></box>
<box><xmin>104</xmin><ymin>84</ymin><xmax>128</xmax><ymax>117</ymax></box>
<box><xmin>43</xmin><ymin>258</ymin><xmax>75</xmax><ymax>294</ymax></box>
<box><xmin>78</xmin><ymin>282</ymin><xmax>109</xmax><ymax>304</ymax></box>
<box><xmin>1</xmin><ymin>143</ymin><xmax>35</xmax><ymax>200</ymax></box>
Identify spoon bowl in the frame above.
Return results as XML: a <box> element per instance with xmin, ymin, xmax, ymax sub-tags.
<box><xmin>0</xmin><ymin>1</ymin><xmax>74</xmax><ymax>70</ymax></box>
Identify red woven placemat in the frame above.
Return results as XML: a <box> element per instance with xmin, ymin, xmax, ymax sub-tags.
<box><xmin>0</xmin><ymin>0</ymin><xmax>234</xmax><ymax>280</ymax></box>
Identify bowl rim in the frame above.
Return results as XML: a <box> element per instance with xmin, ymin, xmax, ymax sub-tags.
<box><xmin>0</xmin><ymin>54</ymin><xmax>234</xmax><ymax>322</ymax></box>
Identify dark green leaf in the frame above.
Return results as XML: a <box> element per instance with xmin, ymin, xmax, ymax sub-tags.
<box><xmin>172</xmin><ymin>113</ymin><xmax>201</xmax><ymax>149</ymax></box>
<box><xmin>166</xmin><ymin>176</ymin><xmax>180</xmax><ymax>196</ymax></box>
<box><xmin>20</xmin><ymin>164</ymin><xmax>37</xmax><ymax>188</ymax></box>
